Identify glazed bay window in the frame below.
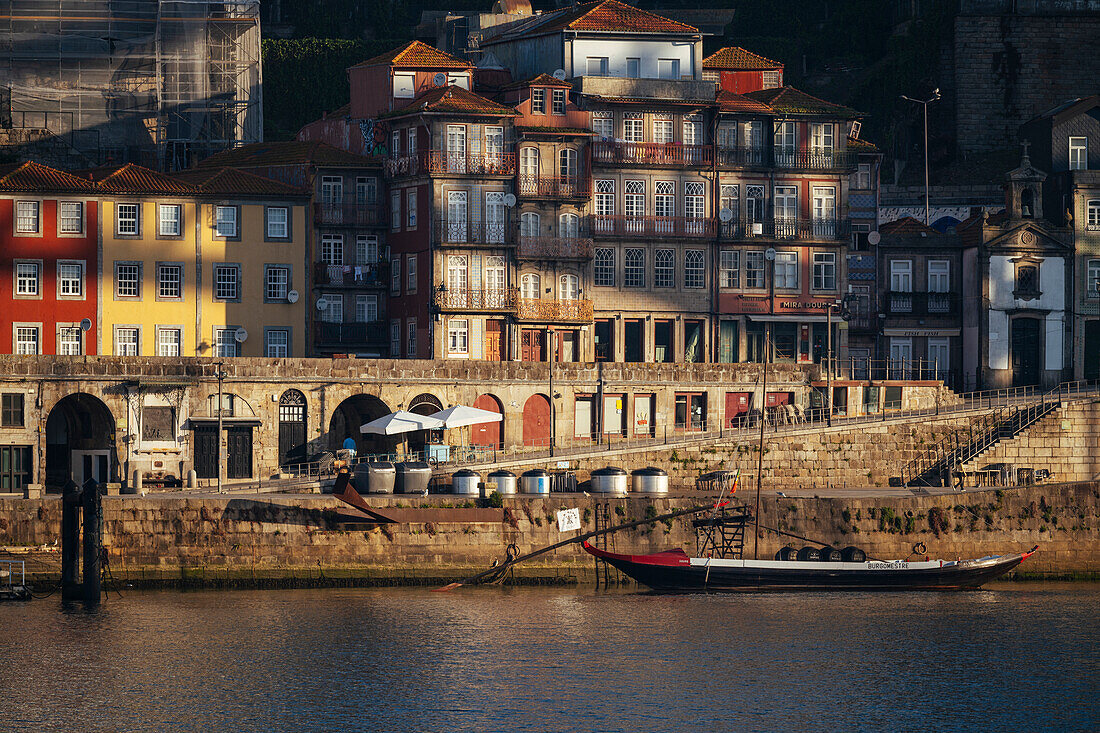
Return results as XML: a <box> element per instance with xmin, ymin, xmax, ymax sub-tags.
<box><xmin>215</xmin><ymin>206</ymin><xmax>237</xmax><ymax>237</ymax></box>
<box><xmin>774</xmin><ymin>252</ymin><xmax>798</xmax><ymax>289</ymax></box>
<box><xmin>448</xmin><ymin>318</ymin><xmax>469</xmax><ymax>355</ymax></box>
<box><xmin>157</xmin><ymin>328</ymin><xmax>181</xmax><ymax>357</ymax></box>
<box><xmin>213</xmin><ymin>265</ymin><xmax>239</xmax><ymax>301</ymax></box>
<box><xmin>684</xmin><ymin>250</ymin><xmax>705</xmax><ymax>289</ymax></box>
<box><xmin>624</xmin><ymin>248</ymin><xmax>645</xmax><ymax>288</ymax></box>
<box><xmin>655</xmin><ymin>249</ymin><xmax>675</xmax><ymax>288</ymax></box>
<box><xmin>531</xmin><ymin>88</ymin><xmax>545</xmax><ymax>114</ymax></box>
<box><xmin>159</xmin><ymin>204</ymin><xmax>181</xmax><ymax>236</ymax></box>
<box><xmin>266</xmin><ymin>207</ymin><xmax>288</xmax><ymax>238</ymax></box>
<box><xmin>266</xmin><ymin>266</ymin><xmax>289</xmax><ymax>301</ymax></box>
<box><xmin>16</xmin><ymin>201</ymin><xmax>39</xmax><ymax>233</ymax></box>
<box><xmin>745</xmin><ymin>251</ymin><xmax>765</xmax><ymax>288</ymax></box>
<box><xmin>158</xmin><ymin>264</ymin><xmax>182</xmax><ymax>299</ymax></box>
<box><xmin>720</xmin><ymin>250</ymin><xmax>739</xmax><ymax>288</ymax></box>
<box><xmin>812</xmin><ymin>252</ymin><xmax>836</xmax><ymax>290</ymax></box>
<box><xmin>15</xmin><ymin>326</ymin><xmax>38</xmax><ymax>355</ymax></box>
<box><xmin>594</xmin><ymin>248</ymin><xmax>615</xmax><ymax>287</ymax></box>
<box><xmin>266</xmin><ymin>329</ymin><xmax>289</xmax><ymax>358</ymax></box>
<box><xmin>116</xmin><ymin>263</ymin><xmax>140</xmax><ymax>298</ymax></box>
<box><xmin>15</xmin><ymin>262</ymin><xmax>39</xmax><ymax>296</ymax></box>
<box><xmin>58</xmin><ymin>327</ymin><xmax>81</xmax><ymax>356</ymax></box>
<box><xmin>116</xmin><ymin>203</ymin><xmax>138</xmax><ymax>235</ymax></box>
<box><xmin>115</xmin><ymin>327</ymin><xmax>139</xmax><ymax>356</ymax></box>
<box><xmin>59</xmin><ymin>202</ymin><xmax>83</xmax><ymax>233</ymax></box>
<box><xmin>58</xmin><ymin>262</ymin><xmax>83</xmax><ymax>297</ymax></box>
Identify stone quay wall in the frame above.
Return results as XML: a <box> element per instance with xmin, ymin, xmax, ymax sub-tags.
<box><xmin>0</xmin><ymin>482</ymin><xmax>1096</xmax><ymax>586</ymax></box>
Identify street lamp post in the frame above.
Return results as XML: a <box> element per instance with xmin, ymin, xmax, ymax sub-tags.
<box><xmin>900</xmin><ymin>89</ymin><xmax>941</xmax><ymax>226</ymax></box>
<box><xmin>215</xmin><ymin>363</ymin><xmax>227</xmax><ymax>494</ymax></box>
<box><xmin>824</xmin><ymin>294</ymin><xmax>856</xmax><ymax>426</ymax></box>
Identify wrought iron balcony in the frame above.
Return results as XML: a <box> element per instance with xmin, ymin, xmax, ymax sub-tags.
<box><xmin>314</xmin><ymin>320</ymin><xmax>388</xmax><ymax>348</ymax></box>
<box><xmin>716</xmin><ymin>146</ymin><xmax>766</xmax><ymax>167</ymax></box>
<box><xmin>719</xmin><ymin>217</ymin><xmax>850</xmax><ymax>242</ymax></box>
<box><xmin>433</xmin><ymin>218</ymin><xmax>513</xmax><ymax>246</ymax></box>
<box><xmin>427</xmin><ymin>151</ymin><xmax>516</xmax><ymax>176</ymax></box>
<box><xmin>773</xmin><ymin>149</ymin><xmax>857</xmax><ymax>170</ymax></box>
<box><xmin>516</xmin><ymin>174</ymin><xmax>590</xmax><ymax>199</ymax></box>
<box><xmin>433</xmin><ymin>286</ymin><xmax>517</xmax><ymax>312</ymax></box>
<box><xmin>384</xmin><ymin>154</ymin><xmax>422</xmax><ymax>178</ymax></box>
<box><xmin>886</xmin><ymin>291</ymin><xmax>958</xmax><ymax>315</ymax></box>
<box><xmin>592</xmin><ymin>141</ymin><xmax>713</xmax><ymax>167</ymax></box>
<box><xmin>517</xmin><ymin>235</ymin><xmax>594</xmax><ymax>260</ymax></box>
<box><xmin>314</xmin><ymin>261</ymin><xmax>385</xmax><ymax>286</ymax></box>
<box><xmin>515</xmin><ymin>297</ymin><xmax>594</xmax><ymax>323</ymax></box>
<box><xmin>313</xmin><ymin>200</ymin><xmax>385</xmax><ymax>227</ymax></box>
<box><xmin>589</xmin><ymin>215</ymin><xmax>715</xmax><ymax>238</ymax></box>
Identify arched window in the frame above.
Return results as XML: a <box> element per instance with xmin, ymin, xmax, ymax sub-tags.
<box><xmin>521</xmin><ymin>273</ymin><xmax>540</xmax><ymax>299</ymax></box>
<box><xmin>559</xmin><ymin>212</ymin><xmax>579</xmax><ymax>238</ymax></box>
<box><xmin>559</xmin><ymin>273</ymin><xmax>579</xmax><ymax>300</ymax></box>
<box><xmin>520</xmin><ymin>147</ymin><xmax>539</xmax><ymax>177</ymax></box>
<box><xmin>559</xmin><ymin>148</ymin><xmax>578</xmax><ymax>178</ymax></box>
<box><xmin>520</xmin><ymin>211</ymin><xmax>541</xmax><ymax>237</ymax></box>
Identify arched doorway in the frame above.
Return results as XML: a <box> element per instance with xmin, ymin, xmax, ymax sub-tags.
<box><xmin>329</xmin><ymin>394</ymin><xmax>395</xmax><ymax>456</ymax></box>
<box><xmin>45</xmin><ymin>393</ymin><xmax>116</xmax><ymax>490</ymax></box>
<box><xmin>278</xmin><ymin>390</ymin><xmax>308</xmax><ymax>466</ymax></box>
<box><xmin>471</xmin><ymin>394</ymin><xmax>504</xmax><ymax>448</ymax></box>
<box><xmin>407</xmin><ymin>393</ymin><xmax>443</xmax><ymax>456</ymax></box>
<box><xmin>522</xmin><ymin>394</ymin><xmax>551</xmax><ymax>448</ymax></box>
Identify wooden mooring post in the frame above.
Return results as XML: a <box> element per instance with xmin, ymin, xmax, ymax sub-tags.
<box><xmin>61</xmin><ymin>478</ymin><xmax>105</xmax><ymax>603</ymax></box>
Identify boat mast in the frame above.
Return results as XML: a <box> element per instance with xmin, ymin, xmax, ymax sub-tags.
<box><xmin>753</xmin><ymin>326</ymin><xmax>768</xmax><ymax>560</ymax></box>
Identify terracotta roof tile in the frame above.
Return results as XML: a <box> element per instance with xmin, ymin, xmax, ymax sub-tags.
<box><xmin>78</xmin><ymin>163</ymin><xmax>198</xmax><ymax>195</ymax></box>
<box><xmin>0</xmin><ymin>160</ymin><xmax>95</xmax><ymax>193</ymax></box>
<box><xmin>847</xmin><ymin>136</ymin><xmax>879</xmax><ymax>152</ymax></box>
<box><xmin>387</xmin><ymin>85</ymin><xmax>518</xmax><ymax>118</ymax></box>
<box><xmin>170</xmin><ymin>167</ymin><xmax>308</xmax><ymax>197</ymax></box>
<box><xmin>498</xmin><ymin>0</ymin><xmax>697</xmax><ymax>37</ymax></box>
<box><xmin>516</xmin><ymin>125</ymin><xmax>593</xmax><ymax>135</ymax></box>
<box><xmin>880</xmin><ymin>216</ymin><xmax>939</xmax><ymax>235</ymax></box>
<box><xmin>704</xmin><ymin>47</ymin><xmax>782</xmax><ymax>70</ymax></box>
<box><xmin>196</xmin><ymin>141</ymin><xmax>380</xmax><ymax>169</ymax></box>
<box><xmin>509</xmin><ymin>73</ymin><xmax>573</xmax><ymax>89</ymax></box>
<box><xmin>743</xmin><ymin>86</ymin><xmax>861</xmax><ymax>117</ymax></box>
<box><xmin>352</xmin><ymin>40</ymin><xmax>472</xmax><ymax>70</ymax></box>
<box><xmin>716</xmin><ymin>89</ymin><xmax>773</xmax><ymax>114</ymax></box>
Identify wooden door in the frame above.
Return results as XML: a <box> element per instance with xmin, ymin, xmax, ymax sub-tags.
<box><xmin>521</xmin><ymin>329</ymin><xmax>543</xmax><ymax>361</ymax></box>
<box><xmin>1011</xmin><ymin>318</ymin><xmax>1041</xmax><ymax>386</ymax></box>
<box><xmin>278</xmin><ymin>390</ymin><xmax>307</xmax><ymax>466</ymax></box>
<box><xmin>522</xmin><ymin>394</ymin><xmax>551</xmax><ymax>447</ymax></box>
<box><xmin>226</xmin><ymin>427</ymin><xmax>253</xmax><ymax>479</ymax></box>
<box><xmin>194</xmin><ymin>425</ymin><xmax>217</xmax><ymax>479</ymax></box>
<box><xmin>471</xmin><ymin>394</ymin><xmax>503</xmax><ymax>448</ymax></box>
<box><xmin>1086</xmin><ymin>321</ymin><xmax>1100</xmax><ymax>381</ymax></box>
<box><xmin>725</xmin><ymin>391</ymin><xmax>751</xmax><ymax>426</ymax></box>
<box><xmin>485</xmin><ymin>320</ymin><xmax>503</xmax><ymax>361</ymax></box>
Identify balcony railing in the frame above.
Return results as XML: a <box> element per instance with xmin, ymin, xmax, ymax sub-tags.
<box><xmin>427</xmin><ymin>151</ymin><xmax>516</xmax><ymax>176</ymax></box>
<box><xmin>773</xmin><ymin>149</ymin><xmax>857</xmax><ymax>170</ymax></box>
<box><xmin>433</xmin><ymin>218</ymin><xmax>513</xmax><ymax>245</ymax></box>
<box><xmin>314</xmin><ymin>321</ymin><xmax>388</xmax><ymax>348</ymax></box>
<box><xmin>314</xmin><ymin>261</ymin><xmax>385</xmax><ymax>286</ymax></box>
<box><xmin>385</xmin><ymin>155</ymin><xmax>422</xmax><ymax>178</ymax></box>
<box><xmin>516</xmin><ymin>297</ymin><xmax>594</xmax><ymax>323</ymax></box>
<box><xmin>716</xmin><ymin>146</ymin><xmax>766</xmax><ymax>167</ymax></box>
<box><xmin>516</xmin><ymin>174</ymin><xmax>589</xmax><ymax>198</ymax></box>
<box><xmin>517</xmin><ymin>235</ymin><xmax>594</xmax><ymax>260</ymax></box>
<box><xmin>887</xmin><ymin>291</ymin><xmax>959</xmax><ymax>315</ymax></box>
<box><xmin>719</xmin><ymin>218</ymin><xmax>850</xmax><ymax>242</ymax></box>
<box><xmin>590</xmin><ymin>215</ymin><xmax>715</xmax><ymax>238</ymax></box>
<box><xmin>592</xmin><ymin>141</ymin><xmax>713</xmax><ymax>167</ymax></box>
<box><xmin>433</xmin><ymin>286</ymin><xmax>516</xmax><ymax>311</ymax></box>
<box><xmin>314</xmin><ymin>200</ymin><xmax>385</xmax><ymax>227</ymax></box>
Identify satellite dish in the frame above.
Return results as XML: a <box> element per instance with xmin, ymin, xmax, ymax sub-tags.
<box><xmin>765</xmin><ymin>247</ymin><xmax>777</xmax><ymax>261</ymax></box>
<box><xmin>867</xmin><ymin>231</ymin><xmax>881</xmax><ymax>245</ymax></box>
<box><xmin>316</xmin><ymin>299</ymin><xmax>327</xmax><ymax>311</ymax></box>
<box><xmin>552</xmin><ymin>69</ymin><xmax>567</xmax><ymax>81</ymax></box>
<box><xmin>503</xmin><ymin>193</ymin><xmax>517</xmax><ymax>207</ymax></box>
<box><xmin>234</xmin><ymin>327</ymin><xmax>248</xmax><ymax>343</ymax></box>
<box><xmin>433</xmin><ymin>72</ymin><xmax>447</xmax><ymax>87</ymax></box>
<box><xmin>80</xmin><ymin>318</ymin><xmax>92</xmax><ymax>332</ymax></box>
<box><xmin>287</xmin><ymin>289</ymin><xmax>299</xmax><ymax>303</ymax></box>
<box><xmin>718</xmin><ymin>208</ymin><xmax>734</xmax><ymax>223</ymax></box>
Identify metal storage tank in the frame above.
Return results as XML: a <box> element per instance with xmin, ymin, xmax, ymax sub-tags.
<box><xmin>451</xmin><ymin>469</ymin><xmax>481</xmax><ymax>496</ymax></box>
<box><xmin>396</xmin><ymin>461</ymin><xmax>432</xmax><ymax>495</ymax></box>
<box><xmin>366</xmin><ymin>461</ymin><xmax>395</xmax><ymax>494</ymax></box>
<box><xmin>631</xmin><ymin>467</ymin><xmax>669</xmax><ymax>494</ymax></box>
<box><xmin>590</xmin><ymin>467</ymin><xmax>629</xmax><ymax>495</ymax></box>
<box><xmin>520</xmin><ymin>469</ymin><xmax>551</xmax><ymax>495</ymax></box>
<box><xmin>487</xmin><ymin>470</ymin><xmax>517</xmax><ymax>496</ymax></box>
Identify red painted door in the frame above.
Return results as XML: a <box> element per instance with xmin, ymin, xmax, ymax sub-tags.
<box><xmin>766</xmin><ymin>391</ymin><xmax>791</xmax><ymax>407</ymax></box>
<box><xmin>522</xmin><ymin>394</ymin><xmax>551</xmax><ymax>447</ymax></box>
<box><xmin>725</xmin><ymin>391</ymin><xmax>751</xmax><ymax>426</ymax></box>
<box><xmin>471</xmin><ymin>394</ymin><xmax>503</xmax><ymax>448</ymax></box>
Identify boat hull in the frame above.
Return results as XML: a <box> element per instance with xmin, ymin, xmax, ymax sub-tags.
<box><xmin>582</xmin><ymin>543</ymin><xmax>1035</xmax><ymax>592</ymax></box>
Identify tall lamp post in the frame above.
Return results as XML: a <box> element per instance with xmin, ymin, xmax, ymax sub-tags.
<box><xmin>900</xmin><ymin>89</ymin><xmax>940</xmax><ymax>226</ymax></box>
<box><xmin>824</xmin><ymin>293</ymin><xmax>857</xmax><ymax>426</ymax></box>
<box><xmin>214</xmin><ymin>362</ymin><xmax>227</xmax><ymax>494</ymax></box>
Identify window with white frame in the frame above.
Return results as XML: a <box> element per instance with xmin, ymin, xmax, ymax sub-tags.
<box><xmin>657</xmin><ymin>58</ymin><xmax>679</xmax><ymax>80</ymax></box>
<box><xmin>215</xmin><ymin>206</ymin><xmax>237</xmax><ymax>237</ymax></box>
<box><xmin>559</xmin><ymin>212</ymin><xmax>579</xmax><ymax>238</ymax></box>
<box><xmin>551</xmin><ymin>89</ymin><xmax>566</xmax><ymax>115</ymax></box>
<box><xmin>812</xmin><ymin>252</ymin><xmax>836</xmax><ymax>290</ymax></box>
<box><xmin>1069</xmin><ymin>137</ymin><xmax>1087</xmax><ymax>171</ymax></box>
<box><xmin>810</xmin><ymin>123</ymin><xmax>834</xmax><ymax>154</ymax></box>
<box><xmin>356</xmin><ymin>294</ymin><xmax>378</xmax><ymax>323</ymax></box>
<box><xmin>407</xmin><ymin>128</ymin><xmax>417</xmax><ymax>155</ymax></box>
<box><xmin>928</xmin><ymin>260</ymin><xmax>950</xmax><ymax>292</ymax></box>
<box><xmin>521</xmin><ymin>273</ymin><xmax>540</xmax><ymax>299</ymax></box>
<box><xmin>531</xmin><ymin>88</ymin><xmax>545</xmax><ymax>114</ymax></box>
<box><xmin>390</xmin><ymin>320</ymin><xmax>400</xmax><ymax>355</ymax></box>
<box><xmin>115</xmin><ymin>327</ymin><xmax>139</xmax><ymax>356</ymax></box>
<box><xmin>927</xmin><ymin>338</ymin><xmax>950</xmax><ymax>373</ymax></box>
<box><xmin>653</xmin><ymin>115</ymin><xmax>674</xmax><ymax>144</ymax></box>
<box><xmin>586</xmin><ymin>57</ymin><xmax>608</xmax><ymax>76</ymax></box>
<box><xmin>624</xmin><ymin>180</ymin><xmax>645</xmax><ymax>220</ymax></box>
<box><xmin>720</xmin><ymin>250</ymin><xmax>740</xmax><ymax>288</ymax></box>
<box><xmin>214</xmin><ymin>328</ymin><xmax>238</xmax><ymax>357</ymax></box>
<box><xmin>59</xmin><ymin>201</ymin><xmax>83</xmax><ymax>234</ymax></box>
<box><xmin>559</xmin><ymin>148</ymin><xmax>577</xmax><ymax>179</ymax></box>
<box><xmin>407</xmin><ymin>319</ymin><xmax>417</xmax><ymax>356</ymax></box>
<box><xmin>159</xmin><ymin>204</ymin><xmax>181</xmax><ymax>236</ymax></box>
<box><xmin>625</xmin><ymin>248</ymin><xmax>645</xmax><ymax>287</ymax></box>
<box><xmin>685</xmin><ymin>250</ymin><xmax>705</xmax><ymax>288</ymax></box>
<box><xmin>320</xmin><ymin>234</ymin><xmax>343</xmax><ymax>265</ymax></box>
<box><xmin>321</xmin><ymin>175</ymin><xmax>343</xmax><ymax>204</ymax></box>
<box><xmin>391</xmin><ymin>130</ymin><xmax>400</xmax><ymax>156</ymax></box>
<box><xmin>447</xmin><ymin>255</ymin><xmax>468</xmax><ymax>292</ymax></box>
<box><xmin>762</xmin><ymin>70</ymin><xmax>781</xmax><ymax>89</ymax></box>
<box><xmin>623</xmin><ymin>113</ymin><xmax>643</xmax><ymax>143</ymax></box>
<box><xmin>448</xmin><ymin>318</ymin><xmax>469</xmax><ymax>354</ymax></box>
<box><xmin>594</xmin><ymin>248</ymin><xmax>615</xmax><ymax>287</ymax></box>
<box><xmin>484</xmin><ymin>256</ymin><xmax>506</xmax><ymax>303</ymax></box>
<box><xmin>890</xmin><ymin>259</ymin><xmax>913</xmax><ymax>292</ymax></box>
<box><xmin>854</xmin><ymin>164</ymin><xmax>872</xmax><ymax>190</ymax></box>
<box><xmin>594</xmin><ymin>180</ymin><xmax>615</xmax><ymax>225</ymax></box>
<box><xmin>774</xmin><ymin>251</ymin><xmax>798</xmax><ymax>289</ymax></box>
<box><xmin>685</xmin><ymin>181</ymin><xmax>705</xmax><ymax>226</ymax></box>
<box><xmin>393</xmin><ymin>73</ymin><xmax>414</xmax><ymax>98</ymax></box>
<box><xmin>683</xmin><ymin>117</ymin><xmax>702</xmax><ymax>147</ymax></box>
<box><xmin>407</xmin><ymin>254</ymin><xmax>417</xmax><ymax>292</ymax></box>
<box><xmin>356</xmin><ymin>177</ymin><xmax>377</xmax><ymax>205</ymax></box>
<box><xmin>58</xmin><ymin>262</ymin><xmax>83</xmax><ymax>297</ymax></box>
<box><xmin>116</xmin><ymin>203</ymin><xmax>138</xmax><ymax>235</ymax></box>
<box><xmin>1088</xmin><ymin>259</ymin><xmax>1100</xmax><ymax>297</ymax></box>
<box><xmin>58</xmin><ymin>327</ymin><xmax>81</xmax><ymax>356</ymax></box>
<box><xmin>1087</xmin><ymin>199</ymin><xmax>1100</xmax><ymax>230</ymax></box>
<box><xmin>774</xmin><ymin>185</ymin><xmax>798</xmax><ymax>222</ymax></box>
<box><xmin>745</xmin><ymin>250</ymin><xmax>765</xmax><ymax>288</ymax></box>
<box><xmin>266</xmin><ymin>266</ymin><xmax>289</xmax><ymax>300</ymax></box>
<box><xmin>15</xmin><ymin>201</ymin><xmax>39</xmax><ymax>233</ymax></box>
<box><xmin>319</xmin><ymin>294</ymin><xmax>342</xmax><ymax>323</ymax></box>
<box><xmin>356</xmin><ymin>235</ymin><xmax>378</xmax><ymax>264</ymax></box>
<box><xmin>213</xmin><ymin>265</ymin><xmax>239</xmax><ymax>300</ymax></box>
<box><xmin>406</xmin><ymin>189</ymin><xmax>417</xmax><ymax>229</ymax></box>
<box><xmin>157</xmin><ymin>328</ymin><xmax>181</xmax><ymax>357</ymax></box>
<box><xmin>390</xmin><ymin>256</ymin><xmax>401</xmax><ymax>294</ymax></box>
<box><xmin>654</xmin><ymin>180</ymin><xmax>675</xmax><ymax>221</ymax></box>
<box><xmin>717</xmin><ymin>124</ymin><xmax>737</xmax><ymax>150</ymax></box>
<box><xmin>15</xmin><ymin>326</ymin><xmax>38</xmax><ymax>355</ymax></box>
<box><xmin>266</xmin><ymin>329</ymin><xmax>289</xmax><ymax>358</ymax></box>
<box><xmin>267</xmin><ymin>207</ymin><xmax>289</xmax><ymax>238</ymax></box>
<box><xmin>774</xmin><ymin>122</ymin><xmax>796</xmax><ymax>164</ymax></box>
<box><xmin>158</xmin><ymin>264</ymin><xmax>182</xmax><ymax>299</ymax></box>
<box><xmin>15</xmin><ymin>262</ymin><xmax>39</xmax><ymax>296</ymax></box>
<box><xmin>520</xmin><ymin>211</ymin><xmax>540</xmax><ymax>237</ymax></box>
<box><xmin>116</xmin><ymin>262</ymin><xmax>140</xmax><ymax>298</ymax></box>
<box><xmin>591</xmin><ymin>112</ymin><xmax>613</xmax><ymax>140</ymax></box>
<box><xmin>559</xmin><ymin>274</ymin><xmax>579</xmax><ymax>300</ymax></box>
<box><xmin>390</xmin><ymin>191</ymin><xmax>401</xmax><ymax>231</ymax></box>
<box><xmin>720</xmin><ymin>185</ymin><xmax>738</xmax><ymax>218</ymax></box>
<box><xmin>655</xmin><ymin>249</ymin><xmax>675</xmax><ymax>287</ymax></box>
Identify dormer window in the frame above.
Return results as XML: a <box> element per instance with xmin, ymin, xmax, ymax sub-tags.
<box><xmin>551</xmin><ymin>89</ymin><xmax>566</xmax><ymax>116</ymax></box>
<box><xmin>531</xmin><ymin>88</ymin><xmax>545</xmax><ymax>115</ymax></box>
<box><xmin>447</xmin><ymin>73</ymin><xmax>469</xmax><ymax>90</ymax></box>
<box><xmin>393</xmin><ymin>73</ymin><xmax>415</xmax><ymax>99</ymax></box>
<box><xmin>1015</xmin><ymin>262</ymin><xmax>1041</xmax><ymax>300</ymax></box>
<box><xmin>762</xmin><ymin>70</ymin><xmax>782</xmax><ymax>89</ymax></box>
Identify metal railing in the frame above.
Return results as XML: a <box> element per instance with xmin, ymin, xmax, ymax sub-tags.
<box><xmin>434</xmin><ymin>219</ymin><xmax>512</xmax><ymax>245</ymax></box>
<box><xmin>592</xmin><ymin>141</ymin><xmax>714</xmax><ymax>166</ymax></box>
<box><xmin>427</xmin><ymin>151</ymin><xmax>516</xmax><ymax>176</ymax></box>
<box><xmin>716</xmin><ymin>146</ymin><xmax>766</xmax><ymax>166</ymax></box>
<box><xmin>517</xmin><ymin>174</ymin><xmax>589</xmax><ymax>198</ymax></box>
<box><xmin>719</xmin><ymin>217</ymin><xmax>851</xmax><ymax>242</ymax></box>
<box><xmin>517</xmin><ymin>235</ymin><xmax>594</xmax><ymax>260</ymax></box>
<box><xmin>314</xmin><ymin>261</ymin><xmax>385</xmax><ymax>286</ymax></box>
<box><xmin>0</xmin><ymin>559</ymin><xmax>25</xmax><ymax>590</ymax></box>
<box><xmin>433</xmin><ymin>286</ymin><xmax>516</xmax><ymax>311</ymax></box>
<box><xmin>590</xmin><ymin>215</ymin><xmax>715</xmax><ymax>238</ymax></box>
<box><xmin>886</xmin><ymin>291</ymin><xmax>958</xmax><ymax>315</ymax></box>
<box><xmin>515</xmin><ymin>297</ymin><xmax>594</xmax><ymax>322</ymax></box>
<box><xmin>385</xmin><ymin>154</ymin><xmax>422</xmax><ymax>178</ymax></box>
<box><xmin>773</xmin><ymin>149</ymin><xmax>857</xmax><ymax>170</ymax></box>
<box><xmin>314</xmin><ymin>200</ymin><xmax>385</xmax><ymax>227</ymax></box>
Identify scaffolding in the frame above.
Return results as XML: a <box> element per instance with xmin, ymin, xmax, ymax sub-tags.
<box><xmin>0</xmin><ymin>0</ymin><xmax>262</xmax><ymax>170</ymax></box>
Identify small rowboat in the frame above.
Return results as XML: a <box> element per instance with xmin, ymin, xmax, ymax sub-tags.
<box><xmin>582</xmin><ymin>542</ymin><xmax>1038</xmax><ymax>592</ymax></box>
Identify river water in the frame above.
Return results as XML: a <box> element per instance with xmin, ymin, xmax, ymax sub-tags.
<box><xmin>0</xmin><ymin>584</ymin><xmax>1096</xmax><ymax>732</ymax></box>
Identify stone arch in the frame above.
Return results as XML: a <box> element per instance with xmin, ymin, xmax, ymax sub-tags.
<box><xmin>44</xmin><ymin>392</ymin><xmax>117</xmax><ymax>490</ymax></box>
<box><xmin>329</xmin><ymin>394</ymin><xmax>395</xmax><ymax>456</ymax></box>
<box><xmin>278</xmin><ymin>389</ymin><xmax>308</xmax><ymax>466</ymax></box>
<box><xmin>471</xmin><ymin>393</ymin><xmax>504</xmax><ymax>449</ymax></box>
<box><xmin>407</xmin><ymin>393</ymin><xmax>444</xmax><ymax>455</ymax></box>
<box><xmin>522</xmin><ymin>393</ymin><xmax>551</xmax><ymax>448</ymax></box>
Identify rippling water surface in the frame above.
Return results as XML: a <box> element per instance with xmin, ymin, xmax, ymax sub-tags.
<box><xmin>0</xmin><ymin>584</ymin><xmax>1097</xmax><ymax>732</ymax></box>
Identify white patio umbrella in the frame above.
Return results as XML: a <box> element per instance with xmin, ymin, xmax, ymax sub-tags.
<box><xmin>428</xmin><ymin>404</ymin><xmax>503</xmax><ymax>428</ymax></box>
<box><xmin>360</xmin><ymin>410</ymin><xmax>446</xmax><ymax>458</ymax></box>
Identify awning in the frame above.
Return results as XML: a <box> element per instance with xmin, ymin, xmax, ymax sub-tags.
<box><xmin>746</xmin><ymin>314</ymin><xmax>829</xmax><ymax>323</ymax></box>
<box><xmin>360</xmin><ymin>410</ymin><xmax>445</xmax><ymax>435</ymax></box>
<box><xmin>883</xmin><ymin>328</ymin><xmax>961</xmax><ymax>337</ymax></box>
<box><xmin>429</xmin><ymin>405</ymin><xmax>503</xmax><ymax>428</ymax></box>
